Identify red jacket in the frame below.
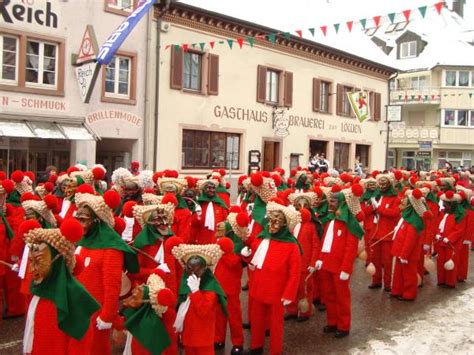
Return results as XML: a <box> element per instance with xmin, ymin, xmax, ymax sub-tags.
<box><xmin>374</xmin><ymin>195</ymin><xmax>401</xmax><ymax>241</ymax></box>
<box><xmin>190</xmin><ymin>202</ymin><xmax>228</xmax><ymax>244</ymax></box>
<box><xmin>391</xmin><ymin>221</ymin><xmax>422</xmax><ymax>262</ymax></box>
<box><xmin>182</xmin><ymin>291</ymin><xmax>218</xmax><ymax>347</ymax></box>
<box><xmin>437</xmin><ymin>212</ymin><xmax>467</xmax><ymax>250</ymax></box>
<box><xmin>214</xmin><ymin>252</ymin><xmax>243</xmax><ymax>296</ymax></box>
<box><xmin>171</xmin><ymin>208</ymin><xmax>192</xmax><ymax>243</ymax></box>
<box><xmin>360</xmin><ymin>201</ymin><xmax>376</xmax><ymax>238</ymax></box>
<box><xmin>319</xmin><ymin>220</ymin><xmax>359</xmax><ymax>275</ymax></box>
<box><xmin>249</xmin><ymin>238</ymin><xmax>301</xmax><ymax>304</ymax></box>
<box><xmin>297</xmin><ymin>221</ymin><xmax>319</xmax><ymax>271</ymax></box>
<box><xmin>422</xmin><ymin>200</ymin><xmax>440</xmax><ymax>246</ymax></box>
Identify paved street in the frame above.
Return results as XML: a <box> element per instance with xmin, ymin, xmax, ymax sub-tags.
<box><xmin>1</xmin><ymin>255</ymin><xmax>473</xmax><ymax>354</ymax></box>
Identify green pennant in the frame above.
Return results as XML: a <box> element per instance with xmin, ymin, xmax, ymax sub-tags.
<box><xmin>469</xmin><ymin>93</ymin><xmax>473</xmax><ymax>99</ymax></box>
<box><xmin>334</xmin><ymin>23</ymin><xmax>340</xmax><ymax>33</ymax></box>
<box><xmin>398</xmin><ymin>95</ymin><xmax>402</xmax><ymax>100</ymax></box>
<box><xmin>191</xmin><ymin>43</ymin><xmax>196</xmax><ymax>48</ymax></box>
<box><xmin>199</xmin><ymin>42</ymin><xmax>206</xmax><ymax>51</ymax></box>
<box><xmin>424</xmin><ymin>95</ymin><xmax>428</xmax><ymax>100</ymax></box>
<box><xmin>227</xmin><ymin>39</ymin><xmax>234</xmax><ymax>49</ymax></box>
<box><xmin>360</xmin><ymin>18</ymin><xmax>367</xmax><ymax>30</ymax></box>
<box><xmin>388</xmin><ymin>13</ymin><xmax>396</xmax><ymax>24</ymax></box>
<box><xmin>308</xmin><ymin>28</ymin><xmax>315</xmax><ymax>36</ymax></box>
<box><xmin>411</xmin><ymin>95</ymin><xmax>415</xmax><ymax>100</ymax></box>
<box><xmin>219</xmin><ymin>41</ymin><xmax>225</xmax><ymax>44</ymax></box>
<box><xmin>174</xmin><ymin>44</ymin><xmax>180</xmax><ymax>51</ymax></box>
<box><xmin>418</xmin><ymin>6</ymin><xmax>427</xmax><ymax>18</ymax></box>
<box><xmin>282</xmin><ymin>32</ymin><xmax>291</xmax><ymax>41</ymax></box>
<box><xmin>267</xmin><ymin>33</ymin><xmax>277</xmax><ymax>44</ymax></box>
<box><xmin>246</xmin><ymin>36</ymin><xmax>255</xmax><ymax>47</ymax></box>
<box><xmin>444</xmin><ymin>94</ymin><xmax>448</xmax><ymax>97</ymax></box>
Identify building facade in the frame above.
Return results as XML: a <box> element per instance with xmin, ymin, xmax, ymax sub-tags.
<box><xmin>151</xmin><ymin>3</ymin><xmax>395</xmax><ymax>177</ymax></box>
<box><xmin>0</xmin><ymin>0</ymin><xmax>150</xmax><ymax>178</ymax></box>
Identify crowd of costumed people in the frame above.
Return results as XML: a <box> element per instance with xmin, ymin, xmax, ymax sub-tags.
<box><xmin>0</xmin><ymin>161</ymin><xmax>472</xmax><ymax>355</ymax></box>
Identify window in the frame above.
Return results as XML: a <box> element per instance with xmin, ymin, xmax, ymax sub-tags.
<box><xmin>471</xmin><ymin>111</ymin><xmax>474</xmax><ymax>127</ymax></box>
<box><xmin>400</xmin><ymin>41</ymin><xmax>417</xmax><ymax>59</ymax></box>
<box><xmin>105</xmin><ymin>0</ymin><xmax>134</xmax><ymax>15</ymax></box>
<box><xmin>334</xmin><ymin>142</ymin><xmax>350</xmax><ymax>170</ymax></box>
<box><xmin>457</xmin><ymin>110</ymin><xmax>468</xmax><ymax>126</ymax></box>
<box><xmin>459</xmin><ymin>71</ymin><xmax>469</xmax><ymax>87</ymax></box>
<box><xmin>442</xmin><ymin>109</ymin><xmax>474</xmax><ymax>128</ymax></box>
<box><xmin>402</xmin><ymin>151</ymin><xmax>416</xmax><ymax>170</ymax></box>
<box><xmin>183</xmin><ymin>52</ymin><xmax>202</xmax><ymax>91</ymax></box>
<box><xmin>102</xmin><ymin>52</ymin><xmax>136</xmax><ymax>104</ymax></box>
<box><xmin>438</xmin><ymin>151</ymin><xmax>472</xmax><ymax>169</ymax></box>
<box><xmin>444</xmin><ymin>70</ymin><xmax>474</xmax><ymax>87</ymax></box>
<box><xmin>342</xmin><ymin>86</ymin><xmax>352</xmax><ymax>116</ymax></box>
<box><xmin>387</xmin><ymin>150</ymin><xmax>396</xmax><ymax>169</ymax></box>
<box><xmin>444</xmin><ymin>110</ymin><xmax>455</xmax><ymax>126</ymax></box>
<box><xmin>25</xmin><ymin>41</ymin><xmax>58</xmax><ymax>88</ymax></box>
<box><xmin>445</xmin><ymin>71</ymin><xmax>456</xmax><ymax>86</ymax></box>
<box><xmin>266</xmin><ymin>69</ymin><xmax>279</xmax><ymax>103</ymax></box>
<box><xmin>0</xmin><ymin>35</ymin><xmax>18</xmax><ymax>83</ymax></box>
<box><xmin>320</xmin><ymin>81</ymin><xmax>330</xmax><ymax>112</ymax></box>
<box><xmin>182</xmin><ymin>130</ymin><xmax>241</xmax><ymax>169</ymax></box>
<box><xmin>312</xmin><ymin>79</ymin><xmax>331</xmax><ymax>113</ymax></box>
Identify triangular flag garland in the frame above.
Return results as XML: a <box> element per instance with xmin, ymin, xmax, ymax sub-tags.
<box><xmin>392</xmin><ymin>92</ymin><xmax>474</xmax><ymax>102</ymax></box>
<box><xmin>164</xmin><ymin>2</ymin><xmax>446</xmax><ymax>51</ymax></box>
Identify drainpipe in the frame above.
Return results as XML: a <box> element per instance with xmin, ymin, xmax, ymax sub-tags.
<box><xmin>153</xmin><ymin>0</ymin><xmax>172</xmax><ymax>171</ymax></box>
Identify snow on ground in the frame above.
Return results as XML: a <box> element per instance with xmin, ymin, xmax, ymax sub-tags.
<box><xmin>351</xmin><ymin>286</ymin><xmax>474</xmax><ymax>355</ymax></box>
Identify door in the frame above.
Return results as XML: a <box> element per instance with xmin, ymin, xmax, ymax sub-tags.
<box><xmin>263</xmin><ymin>141</ymin><xmax>280</xmax><ymax>171</ymax></box>
<box><xmin>334</xmin><ymin>142</ymin><xmax>350</xmax><ymax>170</ymax></box>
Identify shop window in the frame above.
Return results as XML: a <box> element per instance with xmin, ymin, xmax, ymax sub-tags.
<box><xmin>25</xmin><ymin>41</ymin><xmax>57</xmax><ymax>88</ymax></box>
<box><xmin>0</xmin><ymin>35</ymin><xmax>18</xmax><ymax>84</ymax></box>
<box><xmin>183</xmin><ymin>52</ymin><xmax>202</xmax><ymax>91</ymax></box>
<box><xmin>400</xmin><ymin>41</ymin><xmax>417</xmax><ymax>59</ymax></box>
<box><xmin>256</xmin><ymin>65</ymin><xmax>293</xmax><ymax>107</ymax></box>
<box><xmin>387</xmin><ymin>150</ymin><xmax>396</xmax><ymax>169</ymax></box>
<box><xmin>334</xmin><ymin>142</ymin><xmax>350</xmax><ymax>170</ymax></box>
<box><xmin>9</xmin><ymin>149</ymin><xmax>27</xmax><ymax>172</ymax></box>
<box><xmin>402</xmin><ymin>151</ymin><xmax>415</xmax><ymax>170</ymax></box>
<box><xmin>445</xmin><ymin>71</ymin><xmax>456</xmax><ymax>86</ymax></box>
<box><xmin>102</xmin><ymin>52</ymin><xmax>137</xmax><ymax>104</ymax></box>
<box><xmin>182</xmin><ymin>129</ymin><xmax>241</xmax><ymax>169</ymax></box>
<box><xmin>438</xmin><ymin>151</ymin><xmax>471</xmax><ymax>169</ymax></box>
<box><xmin>459</xmin><ymin>71</ymin><xmax>470</xmax><ymax>87</ymax></box>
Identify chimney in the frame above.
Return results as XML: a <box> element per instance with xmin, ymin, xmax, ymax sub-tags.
<box><xmin>452</xmin><ymin>0</ymin><xmax>464</xmax><ymax>18</ymax></box>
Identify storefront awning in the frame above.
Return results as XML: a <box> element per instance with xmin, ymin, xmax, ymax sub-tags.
<box><xmin>0</xmin><ymin>119</ymin><xmax>98</xmax><ymax>141</ymax></box>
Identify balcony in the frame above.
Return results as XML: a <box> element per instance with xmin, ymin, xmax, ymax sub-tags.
<box><xmin>390</xmin><ymin>87</ymin><xmax>441</xmax><ymax>105</ymax></box>
<box><xmin>389</xmin><ymin>124</ymin><xmax>439</xmax><ymax>144</ymax></box>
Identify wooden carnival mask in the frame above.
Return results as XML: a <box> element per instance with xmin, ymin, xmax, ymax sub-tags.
<box><xmin>29</xmin><ymin>242</ymin><xmax>53</xmax><ymax>284</ymax></box>
<box><xmin>268</xmin><ymin>210</ymin><xmax>287</xmax><ymax>234</ymax></box>
<box><xmin>123</xmin><ymin>284</ymin><xmax>145</xmax><ymax>309</ymax></box>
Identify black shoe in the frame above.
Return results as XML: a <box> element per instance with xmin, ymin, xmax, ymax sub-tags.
<box><xmin>458</xmin><ymin>279</ymin><xmax>466</xmax><ymax>283</ymax></box>
<box><xmin>242</xmin><ymin>322</ymin><xmax>251</xmax><ymax>329</ymax></box>
<box><xmin>335</xmin><ymin>330</ymin><xmax>350</xmax><ymax>338</ymax></box>
<box><xmin>318</xmin><ymin>304</ymin><xmax>326</xmax><ymax>312</ymax></box>
<box><xmin>384</xmin><ymin>287</ymin><xmax>391</xmax><ymax>292</ymax></box>
<box><xmin>312</xmin><ymin>298</ymin><xmax>321</xmax><ymax>306</ymax></box>
<box><xmin>323</xmin><ymin>325</ymin><xmax>337</xmax><ymax>333</ymax></box>
<box><xmin>244</xmin><ymin>348</ymin><xmax>263</xmax><ymax>355</ymax></box>
<box><xmin>284</xmin><ymin>314</ymin><xmax>297</xmax><ymax>321</ymax></box>
<box><xmin>368</xmin><ymin>284</ymin><xmax>382</xmax><ymax>289</ymax></box>
<box><xmin>397</xmin><ymin>296</ymin><xmax>415</xmax><ymax>302</ymax></box>
<box><xmin>214</xmin><ymin>342</ymin><xmax>225</xmax><ymax>350</ymax></box>
<box><xmin>437</xmin><ymin>283</ymin><xmax>445</xmax><ymax>287</ymax></box>
<box><xmin>296</xmin><ymin>316</ymin><xmax>309</xmax><ymax>323</ymax></box>
<box><xmin>231</xmin><ymin>346</ymin><xmax>244</xmax><ymax>354</ymax></box>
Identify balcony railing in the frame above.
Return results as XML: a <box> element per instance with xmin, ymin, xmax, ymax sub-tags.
<box><xmin>389</xmin><ymin>124</ymin><xmax>439</xmax><ymax>143</ymax></box>
<box><xmin>390</xmin><ymin>87</ymin><xmax>441</xmax><ymax>105</ymax></box>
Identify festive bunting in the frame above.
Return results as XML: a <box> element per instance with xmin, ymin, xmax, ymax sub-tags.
<box><xmin>373</xmin><ymin>15</ymin><xmax>381</xmax><ymax>27</ymax></box>
<box><xmin>210</xmin><ymin>41</ymin><xmax>215</xmax><ymax>49</ymax></box>
<box><xmin>402</xmin><ymin>9</ymin><xmax>411</xmax><ymax>22</ymax></box>
<box><xmin>237</xmin><ymin>38</ymin><xmax>244</xmax><ymax>48</ymax></box>
<box><xmin>388</xmin><ymin>13</ymin><xmax>396</xmax><ymax>24</ymax></box>
<box><xmin>418</xmin><ymin>6</ymin><xmax>427</xmax><ymax>18</ymax></box>
<box><xmin>199</xmin><ymin>42</ymin><xmax>206</xmax><ymax>51</ymax></box>
<box><xmin>393</xmin><ymin>92</ymin><xmax>474</xmax><ymax>102</ymax></box>
<box><xmin>182</xmin><ymin>44</ymin><xmax>188</xmax><ymax>51</ymax></box>
<box><xmin>282</xmin><ymin>32</ymin><xmax>291</xmax><ymax>41</ymax></box>
<box><xmin>346</xmin><ymin>21</ymin><xmax>353</xmax><ymax>32</ymax></box>
<box><xmin>267</xmin><ymin>33</ymin><xmax>277</xmax><ymax>44</ymax></box>
<box><xmin>360</xmin><ymin>18</ymin><xmax>367</xmax><ymax>30</ymax></box>
<box><xmin>320</xmin><ymin>25</ymin><xmax>327</xmax><ymax>36</ymax></box>
<box><xmin>296</xmin><ymin>30</ymin><xmax>303</xmax><ymax>38</ymax></box>
<box><xmin>434</xmin><ymin>1</ymin><xmax>443</xmax><ymax>14</ymax></box>
<box><xmin>308</xmin><ymin>28</ymin><xmax>315</xmax><ymax>36</ymax></box>
<box><xmin>246</xmin><ymin>37</ymin><xmax>255</xmax><ymax>47</ymax></box>
<box><xmin>334</xmin><ymin>23</ymin><xmax>340</xmax><ymax>34</ymax></box>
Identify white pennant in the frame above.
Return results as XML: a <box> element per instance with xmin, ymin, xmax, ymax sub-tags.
<box><xmin>321</xmin><ymin>220</ymin><xmax>335</xmax><ymax>253</ymax></box>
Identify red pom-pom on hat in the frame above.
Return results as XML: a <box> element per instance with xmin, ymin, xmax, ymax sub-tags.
<box><xmin>287</xmin><ymin>178</ymin><xmax>294</xmax><ymax>187</ymax></box>
<box><xmin>445</xmin><ymin>191</ymin><xmax>454</xmax><ymax>199</ymax></box>
<box><xmin>157</xmin><ymin>288</ymin><xmax>176</xmax><ymax>307</ymax></box>
<box><xmin>122</xmin><ymin>201</ymin><xmax>137</xmax><ymax>218</ymax></box>
<box><xmin>272</xmin><ymin>174</ymin><xmax>282</xmax><ymax>187</ymax></box>
<box><xmin>19</xmin><ymin>219</ymin><xmax>41</xmax><ymax>237</ymax></box>
<box><xmin>25</xmin><ymin>171</ymin><xmax>35</xmax><ymax>182</ymax></box>
<box><xmin>300</xmin><ymin>208</ymin><xmax>311</xmax><ymax>223</ymax></box>
<box><xmin>114</xmin><ymin>216</ymin><xmax>126</xmax><ymax>235</ymax></box>
<box><xmin>92</xmin><ymin>167</ymin><xmax>106</xmax><ymax>181</ymax></box>
<box><xmin>184</xmin><ymin>176</ymin><xmax>196</xmax><ymax>189</ymax></box>
<box><xmin>0</xmin><ymin>171</ymin><xmax>6</xmax><ymax>180</ymax></box>
<box><xmin>131</xmin><ymin>161</ymin><xmax>140</xmax><ymax>170</ymax></box>
<box><xmin>237</xmin><ymin>175</ymin><xmax>247</xmax><ymax>186</ymax></box>
<box><xmin>219</xmin><ymin>169</ymin><xmax>226</xmax><ymax>177</ymax></box>
<box><xmin>458</xmin><ymin>191</ymin><xmax>466</xmax><ymax>200</ymax></box>
<box><xmin>229</xmin><ymin>206</ymin><xmax>241</xmax><ymax>214</ymax></box>
<box><xmin>44</xmin><ymin>182</ymin><xmax>54</xmax><ymax>192</ymax></box>
<box><xmin>290</xmin><ymin>169</ymin><xmax>297</xmax><ymax>177</ymax></box>
<box><xmin>437</xmin><ymin>191</ymin><xmax>443</xmax><ymax>198</ymax></box>
<box><xmin>250</xmin><ymin>173</ymin><xmax>263</xmax><ymax>187</ymax></box>
<box><xmin>165</xmin><ymin>170</ymin><xmax>179</xmax><ymax>178</ymax></box>
<box><xmin>217</xmin><ymin>237</ymin><xmax>234</xmax><ymax>254</ymax></box>
<box><xmin>261</xmin><ymin>171</ymin><xmax>271</xmax><ymax>178</ymax></box>
<box><xmin>11</xmin><ymin>170</ymin><xmax>24</xmax><ymax>183</ymax></box>
<box><xmin>371</xmin><ymin>170</ymin><xmax>380</xmax><ymax>179</ymax></box>
<box><xmin>76</xmin><ymin>184</ymin><xmax>95</xmax><ymax>195</ymax></box>
<box><xmin>313</xmin><ymin>186</ymin><xmax>323</xmax><ymax>197</ymax></box>
<box><xmin>225</xmin><ymin>182</ymin><xmax>231</xmax><ymax>189</ymax></box>
<box><xmin>153</xmin><ymin>172</ymin><xmax>163</xmax><ymax>184</ymax></box>
<box><xmin>20</xmin><ymin>192</ymin><xmax>37</xmax><ymax>202</ymax></box>
<box><xmin>412</xmin><ymin>188</ymin><xmax>423</xmax><ymax>200</ymax></box>
<box><xmin>164</xmin><ymin>236</ymin><xmax>184</xmax><ymax>254</ymax></box>
<box><xmin>104</xmin><ymin>190</ymin><xmax>121</xmax><ymax>210</ymax></box>
<box><xmin>44</xmin><ymin>194</ymin><xmax>58</xmax><ymax>210</ymax></box>
<box><xmin>2</xmin><ymin>179</ymin><xmax>14</xmax><ymax>194</ymax></box>
<box><xmin>351</xmin><ymin>184</ymin><xmax>364</xmax><ymax>197</ymax></box>
<box><xmin>236</xmin><ymin>211</ymin><xmax>250</xmax><ymax>227</ymax></box>
<box><xmin>331</xmin><ymin>185</ymin><xmax>341</xmax><ymax>193</ymax></box>
<box><xmin>48</xmin><ymin>174</ymin><xmax>58</xmax><ymax>184</ymax></box>
<box><xmin>356</xmin><ymin>211</ymin><xmax>365</xmax><ymax>222</ymax></box>
<box><xmin>67</xmin><ymin>167</ymin><xmax>79</xmax><ymax>175</ymax></box>
<box><xmin>313</xmin><ymin>172</ymin><xmax>320</xmax><ymax>180</ymax></box>
<box><xmin>162</xmin><ymin>193</ymin><xmax>178</xmax><ymax>206</ymax></box>
<box><xmin>60</xmin><ymin>218</ymin><xmax>84</xmax><ymax>243</ymax></box>
<box><xmin>340</xmin><ymin>173</ymin><xmax>353</xmax><ymax>183</ymax></box>
<box><xmin>320</xmin><ymin>173</ymin><xmax>330</xmax><ymax>180</ymax></box>
<box><xmin>409</xmin><ymin>176</ymin><xmax>418</xmax><ymax>186</ymax></box>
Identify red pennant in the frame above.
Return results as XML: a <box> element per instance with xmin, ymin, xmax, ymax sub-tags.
<box><xmin>402</xmin><ymin>9</ymin><xmax>411</xmax><ymax>22</ymax></box>
<box><xmin>373</xmin><ymin>15</ymin><xmax>381</xmax><ymax>27</ymax></box>
<box><xmin>164</xmin><ymin>44</ymin><xmax>171</xmax><ymax>50</ymax></box>
<box><xmin>434</xmin><ymin>2</ymin><xmax>443</xmax><ymax>14</ymax></box>
<box><xmin>210</xmin><ymin>41</ymin><xmax>215</xmax><ymax>49</ymax></box>
<box><xmin>346</xmin><ymin>21</ymin><xmax>353</xmax><ymax>32</ymax></box>
<box><xmin>295</xmin><ymin>30</ymin><xmax>303</xmax><ymax>38</ymax></box>
<box><xmin>320</xmin><ymin>26</ymin><xmax>327</xmax><ymax>36</ymax></box>
<box><xmin>431</xmin><ymin>94</ymin><xmax>435</xmax><ymax>100</ymax></box>
<box><xmin>418</xmin><ymin>94</ymin><xmax>422</xmax><ymax>101</ymax></box>
<box><xmin>182</xmin><ymin>44</ymin><xmax>188</xmax><ymax>51</ymax></box>
<box><xmin>237</xmin><ymin>38</ymin><xmax>244</xmax><ymax>48</ymax></box>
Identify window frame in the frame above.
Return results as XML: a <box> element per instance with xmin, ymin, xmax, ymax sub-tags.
<box><xmin>0</xmin><ymin>28</ymin><xmax>65</xmax><ymax>96</ymax></box>
<box><xmin>400</xmin><ymin>41</ymin><xmax>417</xmax><ymax>59</ymax></box>
<box><xmin>181</xmin><ymin>129</ymin><xmax>241</xmax><ymax>170</ymax></box>
<box><xmin>101</xmin><ymin>51</ymin><xmax>137</xmax><ymax>105</ymax></box>
<box><xmin>320</xmin><ymin>81</ymin><xmax>330</xmax><ymax>113</ymax></box>
<box><xmin>438</xmin><ymin>151</ymin><xmax>471</xmax><ymax>169</ymax></box>
<box><xmin>265</xmin><ymin>68</ymin><xmax>280</xmax><ymax>104</ymax></box>
<box><xmin>104</xmin><ymin>55</ymin><xmax>131</xmax><ymax>98</ymax></box>
<box><xmin>25</xmin><ymin>40</ymin><xmax>58</xmax><ymax>89</ymax></box>
<box><xmin>104</xmin><ymin>0</ymin><xmax>136</xmax><ymax>16</ymax></box>
<box><xmin>0</xmin><ymin>35</ymin><xmax>19</xmax><ymax>85</ymax></box>
<box><xmin>441</xmin><ymin>109</ymin><xmax>474</xmax><ymax>128</ymax></box>
<box><xmin>342</xmin><ymin>86</ymin><xmax>353</xmax><ymax>116</ymax></box>
<box><xmin>182</xmin><ymin>50</ymin><xmax>203</xmax><ymax>92</ymax></box>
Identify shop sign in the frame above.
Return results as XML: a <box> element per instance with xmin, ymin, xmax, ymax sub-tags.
<box><xmin>0</xmin><ymin>0</ymin><xmax>58</xmax><ymax>28</ymax></box>
<box><xmin>387</xmin><ymin>105</ymin><xmax>402</xmax><ymax>122</ymax></box>
<box><xmin>419</xmin><ymin>141</ymin><xmax>432</xmax><ymax>150</ymax></box>
<box><xmin>86</xmin><ymin>110</ymin><xmax>142</xmax><ymax>128</ymax></box>
<box><xmin>273</xmin><ymin>107</ymin><xmax>289</xmax><ymax>137</ymax></box>
<box><xmin>75</xmin><ymin>62</ymin><xmax>100</xmax><ymax>103</ymax></box>
<box><xmin>0</xmin><ymin>94</ymin><xmax>68</xmax><ymax>112</ymax></box>
<box><xmin>416</xmin><ymin>151</ymin><xmax>431</xmax><ymax>157</ymax></box>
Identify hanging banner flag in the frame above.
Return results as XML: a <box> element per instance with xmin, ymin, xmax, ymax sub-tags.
<box><xmin>97</xmin><ymin>0</ymin><xmax>156</xmax><ymax>65</ymax></box>
<box><xmin>348</xmin><ymin>91</ymin><xmax>370</xmax><ymax>123</ymax></box>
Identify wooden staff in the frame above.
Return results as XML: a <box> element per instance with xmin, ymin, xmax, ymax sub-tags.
<box><xmin>128</xmin><ymin>244</ymin><xmax>159</xmax><ymax>264</ymax></box>
<box><xmin>0</xmin><ymin>260</ymin><xmax>14</xmax><ymax>269</ymax></box>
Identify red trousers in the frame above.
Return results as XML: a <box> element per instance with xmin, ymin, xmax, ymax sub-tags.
<box><xmin>391</xmin><ymin>259</ymin><xmax>418</xmax><ymax>300</ymax></box>
<box><xmin>457</xmin><ymin>243</ymin><xmax>470</xmax><ymax>281</ymax></box>
<box><xmin>436</xmin><ymin>247</ymin><xmax>457</xmax><ymax>287</ymax></box>
<box><xmin>371</xmin><ymin>241</ymin><xmax>393</xmax><ymax>288</ymax></box>
<box><xmin>321</xmin><ymin>270</ymin><xmax>351</xmax><ymax>331</ymax></box>
<box><xmin>4</xmin><ymin>267</ymin><xmax>25</xmax><ymax>316</ymax></box>
<box><xmin>184</xmin><ymin>346</ymin><xmax>214</xmax><ymax>354</ymax></box>
<box><xmin>215</xmin><ymin>293</ymin><xmax>243</xmax><ymax>346</ymax></box>
<box><xmin>250</xmin><ymin>300</ymin><xmax>284</xmax><ymax>355</ymax></box>
<box><xmin>68</xmin><ymin>311</ymin><xmax>111</xmax><ymax>355</ymax></box>
<box><xmin>287</xmin><ymin>272</ymin><xmax>313</xmax><ymax>317</ymax></box>
<box><xmin>312</xmin><ymin>270</ymin><xmax>324</xmax><ymax>304</ymax></box>
<box><xmin>417</xmin><ymin>248</ymin><xmax>426</xmax><ymax>279</ymax></box>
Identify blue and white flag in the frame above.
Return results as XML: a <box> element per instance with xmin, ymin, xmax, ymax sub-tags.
<box><xmin>97</xmin><ymin>0</ymin><xmax>156</xmax><ymax>65</ymax></box>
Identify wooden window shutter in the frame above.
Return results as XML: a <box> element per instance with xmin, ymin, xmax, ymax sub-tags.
<box><xmin>369</xmin><ymin>92</ymin><xmax>375</xmax><ymax>120</ymax></box>
<box><xmin>170</xmin><ymin>46</ymin><xmax>183</xmax><ymax>90</ymax></box>
<box><xmin>374</xmin><ymin>92</ymin><xmax>382</xmax><ymax>121</ymax></box>
<box><xmin>336</xmin><ymin>84</ymin><xmax>343</xmax><ymax>116</ymax></box>
<box><xmin>256</xmin><ymin>65</ymin><xmax>267</xmax><ymax>103</ymax></box>
<box><xmin>283</xmin><ymin>71</ymin><xmax>293</xmax><ymax>107</ymax></box>
<box><xmin>312</xmin><ymin>78</ymin><xmax>321</xmax><ymax>112</ymax></box>
<box><xmin>207</xmin><ymin>54</ymin><xmax>219</xmax><ymax>95</ymax></box>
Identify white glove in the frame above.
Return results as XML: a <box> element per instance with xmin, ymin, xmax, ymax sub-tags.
<box><xmin>339</xmin><ymin>271</ymin><xmax>350</xmax><ymax>281</ymax></box>
<box><xmin>443</xmin><ymin>237</ymin><xmax>449</xmax><ymax>244</ymax></box>
<box><xmin>195</xmin><ymin>205</ymin><xmax>202</xmax><ymax>218</ymax></box>
<box><xmin>435</xmin><ymin>234</ymin><xmax>442</xmax><ymax>241</ymax></box>
<box><xmin>399</xmin><ymin>258</ymin><xmax>408</xmax><ymax>264</ymax></box>
<box><xmin>423</xmin><ymin>244</ymin><xmax>430</xmax><ymax>252</ymax></box>
<box><xmin>241</xmin><ymin>246</ymin><xmax>252</xmax><ymax>257</ymax></box>
<box><xmin>281</xmin><ymin>299</ymin><xmax>291</xmax><ymax>306</ymax></box>
<box><xmin>157</xmin><ymin>263</ymin><xmax>171</xmax><ymax>273</ymax></box>
<box><xmin>315</xmin><ymin>260</ymin><xmax>323</xmax><ymax>270</ymax></box>
<box><xmin>187</xmin><ymin>274</ymin><xmax>200</xmax><ymax>293</ymax></box>
<box><xmin>96</xmin><ymin>317</ymin><xmax>112</xmax><ymax>330</ymax></box>
<box><xmin>307</xmin><ymin>266</ymin><xmax>316</xmax><ymax>273</ymax></box>
<box><xmin>11</xmin><ymin>263</ymin><xmax>19</xmax><ymax>272</ymax></box>
<box><xmin>463</xmin><ymin>240</ymin><xmax>472</xmax><ymax>246</ymax></box>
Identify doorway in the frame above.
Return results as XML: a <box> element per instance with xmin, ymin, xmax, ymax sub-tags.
<box><xmin>263</xmin><ymin>140</ymin><xmax>280</xmax><ymax>171</ymax></box>
<box><xmin>334</xmin><ymin>142</ymin><xmax>350</xmax><ymax>170</ymax></box>
<box><xmin>96</xmin><ymin>139</ymin><xmax>135</xmax><ymax>181</ymax></box>
<box><xmin>309</xmin><ymin>140</ymin><xmax>327</xmax><ymax>158</ymax></box>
